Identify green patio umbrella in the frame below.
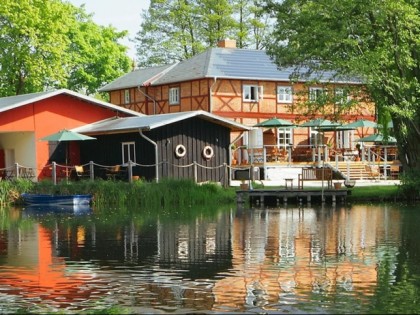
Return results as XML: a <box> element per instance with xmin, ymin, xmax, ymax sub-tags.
<box><xmin>254</xmin><ymin>117</ymin><xmax>295</xmax><ymax>128</ymax></box>
<box><xmin>300</xmin><ymin>119</ymin><xmax>341</xmax><ymax>147</ymax></box>
<box><xmin>317</xmin><ymin>124</ymin><xmax>356</xmax><ymax>132</ymax></box>
<box><xmin>357</xmin><ymin>133</ymin><xmax>397</xmax><ymax>144</ymax></box>
<box><xmin>342</xmin><ymin>119</ymin><xmax>378</xmax><ymax>128</ymax></box>
<box><xmin>299</xmin><ymin>118</ymin><xmax>340</xmax><ymax>128</ymax></box>
<box><xmin>40</xmin><ymin>129</ymin><xmax>97</xmax><ymax>142</ymax></box>
<box><xmin>40</xmin><ymin>129</ymin><xmax>96</xmax><ymax>165</ymax></box>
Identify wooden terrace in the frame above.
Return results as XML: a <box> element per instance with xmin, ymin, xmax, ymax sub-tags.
<box><xmin>236</xmin><ymin>187</ymin><xmax>348</xmax><ymax>207</ymax></box>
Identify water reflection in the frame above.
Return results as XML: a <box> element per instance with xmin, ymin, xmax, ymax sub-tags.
<box><xmin>0</xmin><ymin>203</ymin><xmax>419</xmax><ymax>314</ymax></box>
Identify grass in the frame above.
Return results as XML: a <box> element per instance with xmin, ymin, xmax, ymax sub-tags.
<box><xmin>346</xmin><ymin>184</ymin><xmax>402</xmax><ymax>202</ymax></box>
<box><xmin>0</xmin><ymin>178</ymin><xmax>410</xmax><ymax>210</ymax></box>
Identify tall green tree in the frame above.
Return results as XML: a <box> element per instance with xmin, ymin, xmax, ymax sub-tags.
<box><xmin>135</xmin><ymin>0</ymin><xmax>205</xmax><ymax>67</ymax></box>
<box><xmin>0</xmin><ymin>0</ymin><xmax>72</xmax><ymax>95</ymax></box>
<box><xmin>66</xmin><ymin>5</ymin><xmax>132</xmax><ymax>95</ymax></box>
<box><xmin>266</xmin><ymin>0</ymin><xmax>420</xmax><ymax>179</ymax></box>
<box><xmin>135</xmin><ymin>0</ymin><xmax>272</xmax><ymax>67</ymax></box>
<box><xmin>0</xmin><ymin>0</ymin><xmax>131</xmax><ymax>96</ymax></box>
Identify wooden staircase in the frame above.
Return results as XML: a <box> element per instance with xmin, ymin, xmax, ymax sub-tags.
<box><xmin>327</xmin><ymin>161</ymin><xmax>373</xmax><ymax>180</ymax></box>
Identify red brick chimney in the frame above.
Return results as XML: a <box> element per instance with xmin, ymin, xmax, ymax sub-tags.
<box><xmin>217</xmin><ymin>39</ymin><xmax>236</xmax><ymax>48</ymax></box>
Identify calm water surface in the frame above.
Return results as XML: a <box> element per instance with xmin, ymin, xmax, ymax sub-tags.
<box><xmin>1</xmin><ymin>202</ymin><xmax>420</xmax><ymax>314</ymax></box>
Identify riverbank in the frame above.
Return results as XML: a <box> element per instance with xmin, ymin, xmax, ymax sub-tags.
<box><xmin>1</xmin><ymin>178</ymin><xmax>407</xmax><ymax>209</ymax></box>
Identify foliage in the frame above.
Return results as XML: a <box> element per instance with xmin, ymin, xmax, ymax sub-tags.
<box><xmin>265</xmin><ymin>0</ymin><xmax>420</xmax><ymax>187</ymax></box>
<box><xmin>0</xmin><ymin>0</ymin><xmax>131</xmax><ymax>96</ymax></box>
<box><xmin>9</xmin><ymin>178</ymin><xmax>236</xmax><ymax>210</ymax></box>
<box><xmin>398</xmin><ymin>170</ymin><xmax>420</xmax><ymax>201</ymax></box>
<box><xmin>346</xmin><ymin>184</ymin><xmax>402</xmax><ymax>202</ymax></box>
<box><xmin>134</xmin><ymin>0</ymin><xmax>273</xmax><ymax>67</ymax></box>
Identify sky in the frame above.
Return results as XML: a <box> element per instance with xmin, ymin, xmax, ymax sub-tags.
<box><xmin>67</xmin><ymin>0</ymin><xmax>151</xmax><ymax>59</ymax></box>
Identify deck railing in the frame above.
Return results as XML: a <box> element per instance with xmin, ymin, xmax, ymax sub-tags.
<box><xmin>1</xmin><ymin>144</ymin><xmax>400</xmax><ymax>185</ymax></box>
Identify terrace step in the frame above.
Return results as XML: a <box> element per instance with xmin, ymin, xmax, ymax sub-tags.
<box><xmin>329</xmin><ymin>161</ymin><xmax>373</xmax><ymax>180</ymax></box>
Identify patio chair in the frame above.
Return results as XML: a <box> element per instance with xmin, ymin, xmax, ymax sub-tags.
<box><xmin>365</xmin><ymin>165</ymin><xmax>381</xmax><ymax>180</ymax></box>
<box><xmin>390</xmin><ymin>164</ymin><xmax>400</xmax><ymax>179</ymax></box>
<box><xmin>106</xmin><ymin>165</ymin><xmax>121</xmax><ymax>180</ymax></box>
<box><xmin>71</xmin><ymin>165</ymin><xmax>89</xmax><ymax>180</ymax></box>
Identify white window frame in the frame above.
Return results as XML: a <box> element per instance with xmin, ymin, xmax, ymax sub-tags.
<box><xmin>122</xmin><ymin>142</ymin><xmax>136</xmax><ymax>165</ymax></box>
<box><xmin>309</xmin><ymin>87</ymin><xmax>325</xmax><ymax>102</ymax></box>
<box><xmin>124</xmin><ymin>89</ymin><xmax>130</xmax><ymax>104</ymax></box>
<box><xmin>243</xmin><ymin>85</ymin><xmax>263</xmax><ymax>102</ymax></box>
<box><xmin>335</xmin><ymin>88</ymin><xmax>351</xmax><ymax>105</ymax></box>
<box><xmin>277</xmin><ymin>128</ymin><xmax>293</xmax><ymax>148</ymax></box>
<box><xmin>277</xmin><ymin>86</ymin><xmax>293</xmax><ymax>103</ymax></box>
<box><xmin>169</xmin><ymin>87</ymin><xmax>180</xmax><ymax>105</ymax></box>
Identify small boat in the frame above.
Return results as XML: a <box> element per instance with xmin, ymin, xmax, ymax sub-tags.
<box><xmin>21</xmin><ymin>193</ymin><xmax>92</xmax><ymax>206</ymax></box>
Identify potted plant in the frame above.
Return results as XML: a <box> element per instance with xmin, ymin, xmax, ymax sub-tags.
<box><xmin>231</xmin><ymin>144</ymin><xmax>237</xmax><ymax>165</ymax></box>
<box><xmin>240</xmin><ymin>179</ymin><xmax>249</xmax><ymax>190</ymax></box>
<box><xmin>333</xmin><ymin>181</ymin><xmax>342</xmax><ymax>189</ymax></box>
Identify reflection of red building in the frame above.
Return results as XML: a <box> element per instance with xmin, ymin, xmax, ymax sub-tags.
<box><xmin>2</xmin><ymin>224</ymin><xmax>95</xmax><ymax>306</ymax></box>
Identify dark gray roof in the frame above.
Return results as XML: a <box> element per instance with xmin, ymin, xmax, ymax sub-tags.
<box><xmin>0</xmin><ymin>89</ymin><xmax>144</xmax><ymax>117</ymax></box>
<box><xmin>99</xmin><ymin>64</ymin><xmax>175</xmax><ymax>92</ymax></box>
<box><xmin>72</xmin><ymin>110</ymin><xmax>252</xmax><ymax>134</ymax></box>
<box><xmin>99</xmin><ymin>48</ymin><xmax>361</xmax><ymax>90</ymax></box>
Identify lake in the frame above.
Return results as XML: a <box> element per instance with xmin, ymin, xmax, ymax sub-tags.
<box><xmin>1</xmin><ymin>202</ymin><xmax>419</xmax><ymax>314</ymax></box>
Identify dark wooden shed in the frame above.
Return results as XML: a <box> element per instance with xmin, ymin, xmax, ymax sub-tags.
<box><xmin>75</xmin><ymin>111</ymin><xmax>250</xmax><ymax>184</ymax></box>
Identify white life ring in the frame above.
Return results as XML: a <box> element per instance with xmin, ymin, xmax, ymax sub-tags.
<box><xmin>175</xmin><ymin>144</ymin><xmax>186</xmax><ymax>158</ymax></box>
<box><xmin>202</xmin><ymin>146</ymin><xmax>214</xmax><ymax>159</ymax></box>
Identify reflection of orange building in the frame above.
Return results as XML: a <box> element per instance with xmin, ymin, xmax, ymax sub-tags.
<box><xmin>212</xmin><ymin>206</ymin><xmax>401</xmax><ymax>311</ymax></box>
<box><xmin>2</xmin><ymin>224</ymin><xmax>94</xmax><ymax>306</ymax></box>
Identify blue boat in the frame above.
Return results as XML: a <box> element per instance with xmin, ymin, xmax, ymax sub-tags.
<box><xmin>21</xmin><ymin>193</ymin><xmax>92</xmax><ymax>206</ymax></box>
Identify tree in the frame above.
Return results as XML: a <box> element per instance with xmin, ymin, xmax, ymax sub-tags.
<box><xmin>0</xmin><ymin>0</ymin><xmax>131</xmax><ymax>96</ymax></box>
<box><xmin>0</xmin><ymin>0</ymin><xmax>72</xmax><ymax>95</ymax></box>
<box><xmin>135</xmin><ymin>0</ymin><xmax>273</xmax><ymax>66</ymax></box>
<box><xmin>265</xmin><ymin>0</ymin><xmax>420</xmax><ymax>182</ymax></box>
<box><xmin>66</xmin><ymin>5</ymin><xmax>132</xmax><ymax>95</ymax></box>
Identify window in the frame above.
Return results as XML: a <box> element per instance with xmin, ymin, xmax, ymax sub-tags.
<box><xmin>277</xmin><ymin>128</ymin><xmax>293</xmax><ymax>147</ymax></box>
<box><xmin>122</xmin><ymin>142</ymin><xmax>136</xmax><ymax>165</ymax></box>
<box><xmin>310</xmin><ymin>128</ymin><xmax>323</xmax><ymax>146</ymax></box>
<box><xmin>335</xmin><ymin>88</ymin><xmax>350</xmax><ymax>105</ymax></box>
<box><xmin>309</xmin><ymin>87</ymin><xmax>325</xmax><ymax>102</ymax></box>
<box><xmin>169</xmin><ymin>87</ymin><xmax>180</xmax><ymax>105</ymax></box>
<box><xmin>124</xmin><ymin>89</ymin><xmax>130</xmax><ymax>104</ymax></box>
<box><xmin>277</xmin><ymin>86</ymin><xmax>293</xmax><ymax>103</ymax></box>
<box><xmin>243</xmin><ymin>85</ymin><xmax>263</xmax><ymax>102</ymax></box>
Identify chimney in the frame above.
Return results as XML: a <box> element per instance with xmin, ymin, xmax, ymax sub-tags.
<box><xmin>217</xmin><ymin>39</ymin><xmax>236</xmax><ymax>48</ymax></box>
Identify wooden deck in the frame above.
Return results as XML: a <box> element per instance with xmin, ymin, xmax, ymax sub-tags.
<box><xmin>236</xmin><ymin>188</ymin><xmax>348</xmax><ymax>207</ymax></box>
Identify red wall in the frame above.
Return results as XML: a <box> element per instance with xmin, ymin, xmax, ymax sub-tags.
<box><xmin>0</xmin><ymin>93</ymin><xmax>132</xmax><ymax>179</ymax></box>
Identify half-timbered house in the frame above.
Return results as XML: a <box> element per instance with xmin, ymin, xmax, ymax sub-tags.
<box><xmin>99</xmin><ymin>39</ymin><xmax>376</xmax><ymax>160</ymax></box>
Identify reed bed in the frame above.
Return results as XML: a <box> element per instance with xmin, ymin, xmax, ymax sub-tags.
<box><xmin>3</xmin><ymin>178</ymin><xmax>236</xmax><ymax>210</ymax></box>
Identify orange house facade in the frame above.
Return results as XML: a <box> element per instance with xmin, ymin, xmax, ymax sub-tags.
<box><xmin>0</xmin><ymin>89</ymin><xmax>141</xmax><ymax>180</ymax></box>
<box><xmin>100</xmin><ymin>40</ymin><xmax>376</xmax><ymax>159</ymax></box>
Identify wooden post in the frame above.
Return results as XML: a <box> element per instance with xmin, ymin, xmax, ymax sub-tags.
<box><xmin>89</xmin><ymin>161</ymin><xmax>94</xmax><ymax>180</ymax></box>
<box><xmin>128</xmin><ymin>160</ymin><xmax>133</xmax><ymax>183</ymax></box>
<box><xmin>52</xmin><ymin>162</ymin><xmax>57</xmax><ymax>185</ymax></box>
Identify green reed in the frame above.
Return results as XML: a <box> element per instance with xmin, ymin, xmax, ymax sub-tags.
<box><xmin>5</xmin><ymin>178</ymin><xmax>236</xmax><ymax>210</ymax></box>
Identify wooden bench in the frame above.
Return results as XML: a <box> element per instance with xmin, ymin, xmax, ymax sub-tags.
<box><xmin>298</xmin><ymin>167</ymin><xmax>333</xmax><ymax>189</ymax></box>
